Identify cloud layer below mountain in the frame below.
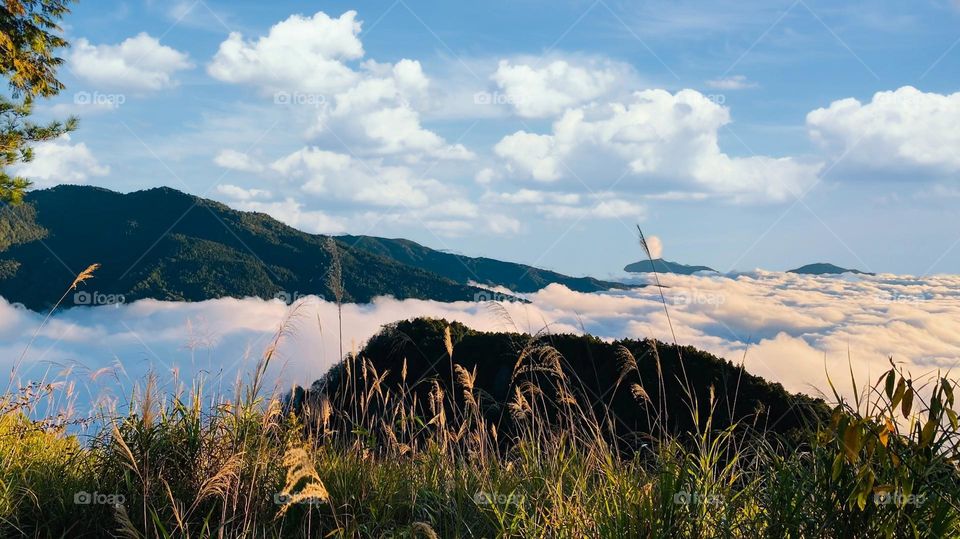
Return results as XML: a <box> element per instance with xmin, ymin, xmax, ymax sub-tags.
<box><xmin>3</xmin><ymin>270</ymin><xmax>958</xmax><ymax>416</ymax></box>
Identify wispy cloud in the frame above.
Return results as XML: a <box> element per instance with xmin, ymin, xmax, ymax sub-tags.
<box><xmin>706</xmin><ymin>75</ymin><xmax>758</xmax><ymax>90</ymax></box>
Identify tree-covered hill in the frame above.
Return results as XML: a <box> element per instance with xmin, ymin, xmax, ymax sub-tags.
<box><xmin>0</xmin><ymin>186</ymin><xmax>629</xmax><ymax>310</ymax></box>
<box><xmin>303</xmin><ymin>318</ymin><xmax>828</xmax><ymax>447</ymax></box>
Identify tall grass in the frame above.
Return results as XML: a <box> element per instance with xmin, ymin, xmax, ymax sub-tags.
<box><xmin>1</xmin><ymin>269</ymin><xmax>957</xmax><ymax>537</ymax></box>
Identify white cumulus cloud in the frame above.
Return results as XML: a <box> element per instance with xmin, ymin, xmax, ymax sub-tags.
<box><xmin>491</xmin><ymin>58</ymin><xmax>629</xmax><ymax>118</ymax></box>
<box><xmin>807</xmin><ymin>86</ymin><xmax>960</xmax><ymax>174</ymax></box>
<box><xmin>15</xmin><ymin>135</ymin><xmax>109</xmax><ymax>187</ymax></box>
<box><xmin>207</xmin><ymin>11</ymin><xmax>363</xmax><ymax>93</ymax></box>
<box><xmin>70</xmin><ymin>33</ymin><xmax>193</xmax><ymax>91</ymax></box>
<box><xmin>645</xmin><ymin>235</ymin><xmax>663</xmax><ymax>259</ymax></box>
<box><xmin>495</xmin><ymin>89</ymin><xmax>822</xmax><ymax>203</ymax></box>
<box><xmin>209</xmin><ymin>11</ymin><xmax>471</xmax><ymax>162</ymax></box>
<box><xmin>270</xmin><ymin>146</ymin><xmax>441</xmax><ymax>208</ymax></box>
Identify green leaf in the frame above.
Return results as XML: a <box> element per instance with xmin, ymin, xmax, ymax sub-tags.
<box><xmin>901</xmin><ymin>387</ymin><xmax>913</xmax><ymax>419</ymax></box>
<box><xmin>920</xmin><ymin>419</ymin><xmax>937</xmax><ymax>448</ymax></box>
<box><xmin>892</xmin><ymin>378</ymin><xmax>906</xmax><ymax>410</ymax></box>
<box><xmin>843</xmin><ymin>423</ymin><xmax>862</xmax><ymax>463</ymax></box>
<box><xmin>856</xmin><ymin>472</ymin><xmax>874</xmax><ymax>511</ymax></box>
<box><xmin>947</xmin><ymin>409</ymin><xmax>959</xmax><ymax>430</ymax></box>
<box><xmin>832</xmin><ymin>452</ymin><xmax>844</xmax><ymax>481</ymax></box>
<box><xmin>930</xmin><ymin>395</ymin><xmax>942</xmax><ymax>421</ymax></box>
<box><xmin>885</xmin><ymin>370</ymin><xmax>896</xmax><ymax>400</ymax></box>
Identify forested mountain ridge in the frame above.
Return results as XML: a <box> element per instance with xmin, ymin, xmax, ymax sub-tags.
<box><xmin>0</xmin><ymin>186</ymin><xmax>628</xmax><ymax>309</ymax></box>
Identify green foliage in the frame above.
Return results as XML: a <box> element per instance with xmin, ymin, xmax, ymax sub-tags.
<box><xmin>0</xmin><ymin>0</ymin><xmax>77</xmax><ymax>204</ymax></box>
<box><xmin>0</xmin><ymin>410</ymin><xmax>97</xmax><ymax>534</ymax></box>
<box><xmin>0</xmin><ymin>198</ymin><xmax>45</xmax><ymax>250</ymax></box>
<box><xmin>0</xmin><ymin>0</ymin><xmax>73</xmax><ymax>98</ymax></box>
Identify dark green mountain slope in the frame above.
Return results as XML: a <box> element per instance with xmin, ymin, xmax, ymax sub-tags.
<box><xmin>0</xmin><ymin>186</ymin><xmax>624</xmax><ymax>310</ymax></box>
<box><xmin>341</xmin><ymin>235</ymin><xmax>633</xmax><ymax>293</ymax></box>
<box><xmin>624</xmin><ymin>258</ymin><xmax>717</xmax><ymax>275</ymax></box>
<box><xmin>0</xmin><ymin>186</ymin><xmax>497</xmax><ymax>309</ymax></box>
<box><xmin>300</xmin><ymin>318</ymin><xmax>827</xmax><ymax>448</ymax></box>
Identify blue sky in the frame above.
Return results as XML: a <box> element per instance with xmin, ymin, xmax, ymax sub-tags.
<box><xmin>21</xmin><ymin>0</ymin><xmax>960</xmax><ymax>278</ymax></box>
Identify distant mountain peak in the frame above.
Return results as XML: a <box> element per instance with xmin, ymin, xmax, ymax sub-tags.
<box><xmin>624</xmin><ymin>258</ymin><xmax>717</xmax><ymax>275</ymax></box>
<box><xmin>787</xmin><ymin>263</ymin><xmax>874</xmax><ymax>276</ymax></box>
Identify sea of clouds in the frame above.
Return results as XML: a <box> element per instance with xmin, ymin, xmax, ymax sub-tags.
<box><xmin>3</xmin><ymin>270</ymin><xmax>958</xmax><ymax>416</ymax></box>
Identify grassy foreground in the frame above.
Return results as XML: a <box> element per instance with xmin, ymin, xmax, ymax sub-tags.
<box><xmin>1</xmin><ymin>312</ymin><xmax>958</xmax><ymax>538</ymax></box>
